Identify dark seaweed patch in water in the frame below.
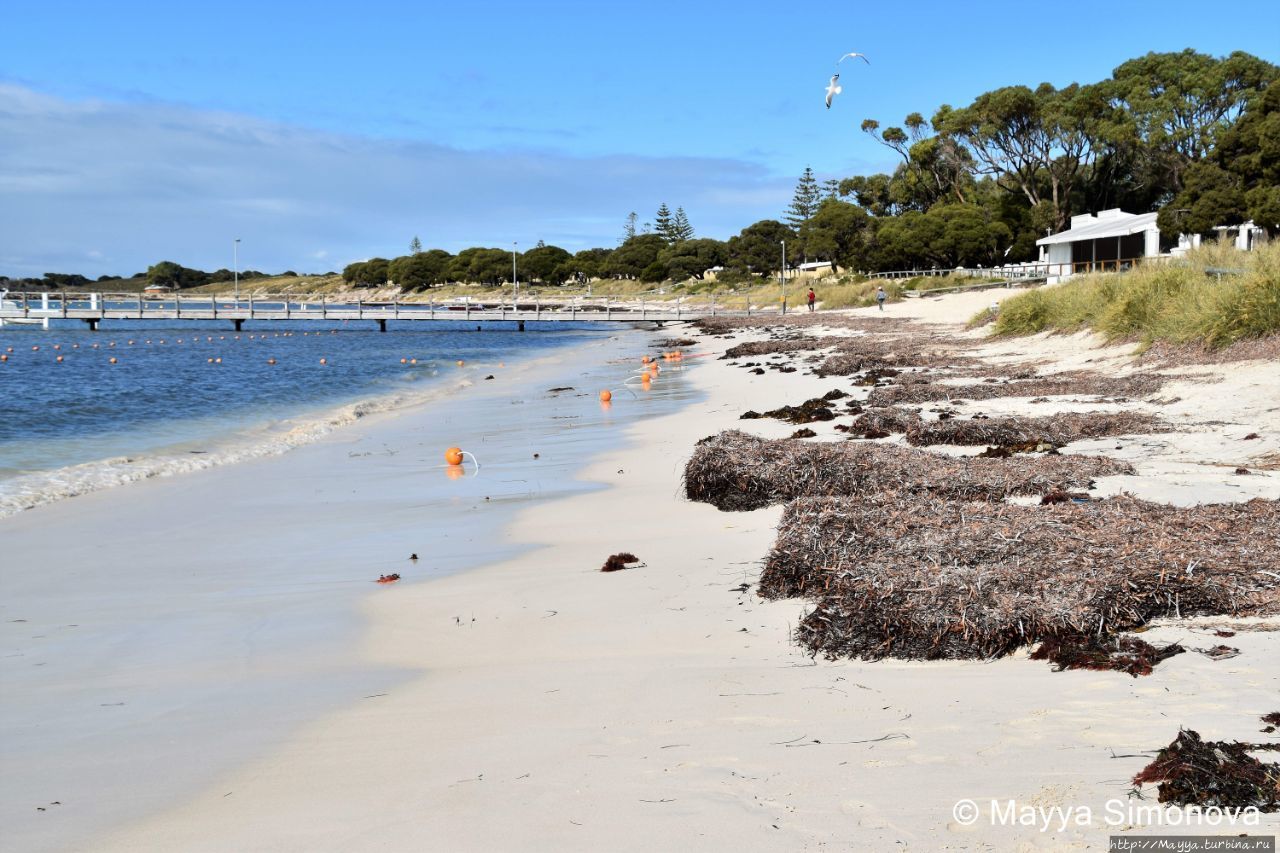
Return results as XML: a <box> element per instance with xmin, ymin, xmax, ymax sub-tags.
<box><xmin>1133</xmin><ymin>729</ymin><xmax>1280</xmax><ymax>811</ymax></box>
<box><xmin>1030</xmin><ymin>634</ymin><xmax>1184</xmax><ymax>677</ymax></box>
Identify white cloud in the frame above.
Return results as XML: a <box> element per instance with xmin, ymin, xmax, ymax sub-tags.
<box><xmin>0</xmin><ymin>83</ymin><xmax>792</xmax><ymax>277</ymax></box>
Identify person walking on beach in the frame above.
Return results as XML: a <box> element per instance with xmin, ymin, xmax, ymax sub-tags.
<box><xmin>807</xmin><ymin>288</ymin><xmax>816</xmax><ymax>312</ymax></box>
<box><xmin>876</xmin><ymin>286</ymin><xmax>887</xmax><ymax>311</ymax></box>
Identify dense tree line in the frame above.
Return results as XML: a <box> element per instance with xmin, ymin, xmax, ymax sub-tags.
<box><xmin>12</xmin><ymin>51</ymin><xmax>1273</xmax><ymax>291</ymax></box>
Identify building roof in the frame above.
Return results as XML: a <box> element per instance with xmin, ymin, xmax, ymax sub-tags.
<box><xmin>797</xmin><ymin>261</ymin><xmax>832</xmax><ymax>270</ymax></box>
<box><xmin>1036</xmin><ymin>210</ymin><xmax>1159</xmax><ymax>246</ymax></box>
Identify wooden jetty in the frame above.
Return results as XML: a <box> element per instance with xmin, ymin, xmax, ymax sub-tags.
<box><xmin>0</xmin><ymin>292</ymin><xmax>753</xmax><ymax>331</ymax></box>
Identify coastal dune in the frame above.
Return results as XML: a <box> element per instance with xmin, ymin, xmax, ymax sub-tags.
<box><xmin>87</xmin><ymin>291</ymin><xmax>1279</xmax><ymax>850</ymax></box>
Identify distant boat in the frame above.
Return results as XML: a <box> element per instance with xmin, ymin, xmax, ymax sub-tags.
<box><xmin>0</xmin><ymin>290</ymin><xmax>50</xmax><ymax>328</ymax></box>
<box><xmin>0</xmin><ymin>285</ymin><xmax>53</xmax><ymax>325</ymax></box>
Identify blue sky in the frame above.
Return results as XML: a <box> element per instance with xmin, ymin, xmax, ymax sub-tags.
<box><xmin>3</xmin><ymin>0</ymin><xmax>1277</xmax><ymax>278</ymax></box>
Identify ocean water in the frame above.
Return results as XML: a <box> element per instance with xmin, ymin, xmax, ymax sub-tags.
<box><xmin>0</xmin><ymin>318</ymin><xmax>618</xmax><ymax>516</ymax></box>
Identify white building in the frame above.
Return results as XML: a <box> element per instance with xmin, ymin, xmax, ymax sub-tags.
<box><xmin>1036</xmin><ymin>209</ymin><xmax>1162</xmax><ymax>281</ymax></box>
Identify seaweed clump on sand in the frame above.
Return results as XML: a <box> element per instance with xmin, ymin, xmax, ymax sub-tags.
<box><xmin>741</xmin><ymin>393</ymin><xmax>848</xmax><ymax>425</ymax></box>
<box><xmin>762</xmin><ymin>494</ymin><xmax>1279</xmax><ymax>660</ymax></box>
<box><xmin>683</xmin><ymin>430</ymin><xmax>1133</xmax><ymax>512</ymax></box>
<box><xmin>1133</xmin><ymin>729</ymin><xmax>1280</xmax><ymax>811</ymax></box>
<box><xmin>904</xmin><ymin>411</ymin><xmax>1169</xmax><ymax>447</ymax></box>
<box><xmin>865</xmin><ymin>372</ymin><xmax>1168</xmax><ymax>406</ymax></box>
<box><xmin>723</xmin><ymin>337</ymin><xmax>836</xmax><ymax>359</ymax></box>
<box><xmin>1029</xmin><ymin>634</ymin><xmax>1184</xmax><ymax>676</ymax></box>
<box><xmin>601</xmin><ymin>553</ymin><xmax>640</xmax><ymax>572</ymax></box>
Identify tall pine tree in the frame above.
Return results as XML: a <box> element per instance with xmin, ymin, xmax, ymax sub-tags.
<box><xmin>621</xmin><ymin>211</ymin><xmax>638</xmax><ymax>243</ymax></box>
<box><xmin>822</xmin><ymin>179</ymin><xmax>840</xmax><ymax>200</ymax></box>
<box><xmin>672</xmin><ymin>207</ymin><xmax>694</xmax><ymax>241</ymax></box>
<box><xmin>786</xmin><ymin>167</ymin><xmax>822</xmax><ymax>228</ymax></box>
<box><xmin>409</xmin><ymin>235</ymin><xmax>423</xmax><ymax>255</ymax></box>
<box><xmin>654</xmin><ymin>203</ymin><xmax>675</xmax><ymax>243</ymax></box>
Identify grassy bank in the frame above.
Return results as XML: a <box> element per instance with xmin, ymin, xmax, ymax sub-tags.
<box><xmin>985</xmin><ymin>243</ymin><xmax>1280</xmax><ymax>349</ymax></box>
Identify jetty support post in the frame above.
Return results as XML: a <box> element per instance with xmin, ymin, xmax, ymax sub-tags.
<box><xmin>518</xmin><ymin>320</ymin><xmax>525</xmax><ymax>332</ymax></box>
<box><xmin>233</xmin><ymin>318</ymin><xmax>244</xmax><ymax>332</ymax></box>
<box><xmin>378</xmin><ymin>318</ymin><xmax>387</xmax><ymax>333</ymax></box>
<box><xmin>84</xmin><ymin>318</ymin><xmax>99</xmax><ymax>331</ymax></box>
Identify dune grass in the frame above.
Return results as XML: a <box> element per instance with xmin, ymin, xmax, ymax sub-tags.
<box><xmin>984</xmin><ymin>243</ymin><xmax>1280</xmax><ymax>349</ymax></box>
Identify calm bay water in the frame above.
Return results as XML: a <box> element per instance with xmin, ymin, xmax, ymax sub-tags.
<box><xmin>0</xmin><ymin>318</ymin><xmax>620</xmax><ymax>513</ymax></box>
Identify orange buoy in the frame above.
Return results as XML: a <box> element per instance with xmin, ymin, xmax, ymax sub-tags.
<box><xmin>444</xmin><ymin>446</ymin><xmax>464</xmax><ymax>466</ymax></box>
<box><xmin>109</xmin><ymin>357</ymin><xmax>117</xmax><ymax>363</ymax></box>
<box><xmin>642</xmin><ymin>355</ymin><xmax>651</xmax><ymax>364</ymax></box>
<box><xmin>207</xmin><ymin>357</ymin><xmax>214</xmax><ymax>363</ymax></box>
<box><xmin>400</xmin><ymin>358</ymin><xmax>407</xmax><ymax>364</ymax></box>
<box><xmin>56</xmin><ymin>355</ymin><xmax>64</xmax><ymax>362</ymax></box>
<box><xmin>410</xmin><ymin>358</ymin><xmax>417</xmax><ymax>365</ymax></box>
<box><xmin>456</xmin><ymin>360</ymin><xmax>464</xmax><ymax>367</ymax></box>
<box><xmin>32</xmin><ymin>345</ymin><xmax>39</xmax><ymax>351</ymax></box>
<box><xmin>267</xmin><ymin>358</ymin><xmax>277</xmax><ymax>365</ymax></box>
<box><xmin>319</xmin><ymin>358</ymin><xmax>327</xmax><ymax>365</ymax></box>
<box><xmin>215</xmin><ymin>357</ymin><xmax>222</xmax><ymax>364</ymax></box>
<box><xmin>53</xmin><ymin>344</ymin><xmax>61</xmax><ymax>350</ymax></box>
<box><xmin>1</xmin><ymin>354</ymin><xmax>7</xmax><ymax>362</ymax></box>
<box><xmin>599</xmin><ymin>390</ymin><xmax>612</xmax><ymax>402</ymax></box>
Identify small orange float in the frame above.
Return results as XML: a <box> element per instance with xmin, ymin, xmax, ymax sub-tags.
<box><xmin>444</xmin><ymin>447</ymin><xmax>464</xmax><ymax>466</ymax></box>
<box><xmin>599</xmin><ymin>390</ymin><xmax>612</xmax><ymax>402</ymax></box>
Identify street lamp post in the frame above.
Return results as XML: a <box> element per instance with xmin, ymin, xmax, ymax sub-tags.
<box><xmin>512</xmin><ymin>241</ymin><xmax>518</xmax><ymax>311</ymax></box>
<box><xmin>779</xmin><ymin>239</ymin><xmax>786</xmax><ymax>315</ymax></box>
<box><xmin>234</xmin><ymin>238</ymin><xmax>241</xmax><ymax>303</ymax></box>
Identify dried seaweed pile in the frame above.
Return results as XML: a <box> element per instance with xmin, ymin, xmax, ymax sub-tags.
<box><xmin>864</xmin><ymin>372</ymin><xmax>1167</xmax><ymax>405</ymax></box>
<box><xmin>903</xmin><ymin>410</ymin><xmax>1169</xmax><ymax>447</ymax></box>
<box><xmin>1133</xmin><ymin>729</ymin><xmax>1280</xmax><ymax>811</ymax></box>
<box><xmin>849</xmin><ymin>409</ymin><xmax>922</xmax><ymax>437</ymax></box>
<box><xmin>723</xmin><ymin>337</ymin><xmax>839</xmax><ymax>359</ymax></box>
<box><xmin>683</xmin><ymin>430</ymin><xmax>1134</xmax><ymax>512</ymax></box>
<box><xmin>764</xmin><ymin>494</ymin><xmax>1279</xmax><ymax>659</ymax></box>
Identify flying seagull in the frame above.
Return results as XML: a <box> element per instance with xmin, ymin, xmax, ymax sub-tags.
<box><xmin>825</xmin><ymin>74</ymin><xmax>842</xmax><ymax>109</ymax></box>
<box><xmin>838</xmin><ymin>52</ymin><xmax>871</xmax><ymax>65</ymax></box>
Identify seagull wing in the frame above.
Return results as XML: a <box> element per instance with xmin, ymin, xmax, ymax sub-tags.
<box><xmin>839</xmin><ymin>52</ymin><xmax>871</xmax><ymax>65</ymax></box>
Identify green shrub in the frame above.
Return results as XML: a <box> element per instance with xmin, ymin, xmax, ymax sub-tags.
<box><xmin>990</xmin><ymin>242</ymin><xmax>1279</xmax><ymax>349</ymax></box>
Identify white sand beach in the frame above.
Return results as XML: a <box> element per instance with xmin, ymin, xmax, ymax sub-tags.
<box><xmin>5</xmin><ymin>290</ymin><xmax>1279</xmax><ymax>851</ymax></box>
